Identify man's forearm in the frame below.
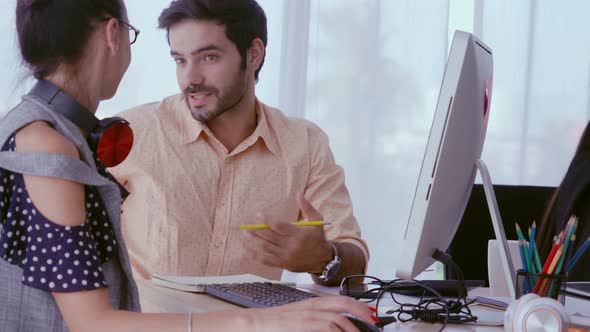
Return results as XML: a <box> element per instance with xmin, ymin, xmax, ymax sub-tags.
<box><xmin>311</xmin><ymin>242</ymin><xmax>366</xmax><ymax>286</ymax></box>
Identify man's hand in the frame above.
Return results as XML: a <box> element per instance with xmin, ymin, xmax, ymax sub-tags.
<box><xmin>243</xmin><ymin>192</ymin><xmax>333</xmax><ymax>273</ymax></box>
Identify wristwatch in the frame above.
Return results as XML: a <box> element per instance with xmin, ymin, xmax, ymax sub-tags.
<box><xmin>317</xmin><ymin>242</ymin><xmax>341</xmax><ymax>282</ymax></box>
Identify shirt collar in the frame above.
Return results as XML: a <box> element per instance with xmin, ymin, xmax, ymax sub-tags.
<box><xmin>250</xmin><ymin>101</ymin><xmax>280</xmax><ymax>156</ymax></box>
<box><xmin>177</xmin><ymin>95</ymin><xmax>206</xmax><ymax>144</ymax></box>
<box><xmin>177</xmin><ymin>97</ymin><xmax>280</xmax><ymax>156</ymax></box>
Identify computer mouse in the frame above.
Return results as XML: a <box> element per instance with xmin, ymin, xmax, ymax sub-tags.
<box><xmin>341</xmin><ymin>313</ymin><xmax>382</xmax><ymax>332</ymax></box>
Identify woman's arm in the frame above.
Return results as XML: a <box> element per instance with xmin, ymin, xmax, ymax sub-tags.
<box><xmin>16</xmin><ymin>122</ymin><xmax>374</xmax><ymax>332</ymax></box>
<box><xmin>53</xmin><ymin>288</ymin><xmax>249</xmax><ymax>332</ymax></box>
<box><xmin>53</xmin><ymin>287</ymin><xmax>374</xmax><ymax>332</ymax></box>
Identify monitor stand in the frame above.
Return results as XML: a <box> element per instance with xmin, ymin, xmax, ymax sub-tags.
<box><xmin>475</xmin><ymin>159</ymin><xmax>516</xmax><ymax>298</ymax></box>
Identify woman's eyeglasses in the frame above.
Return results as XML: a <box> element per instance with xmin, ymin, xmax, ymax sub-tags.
<box><xmin>120</xmin><ymin>20</ymin><xmax>140</xmax><ymax>45</ymax></box>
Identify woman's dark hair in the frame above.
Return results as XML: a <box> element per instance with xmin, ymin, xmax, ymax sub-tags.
<box><xmin>537</xmin><ymin>121</ymin><xmax>590</xmax><ymax>259</ymax></box>
<box><xmin>158</xmin><ymin>0</ymin><xmax>268</xmax><ymax>82</ymax></box>
<box><xmin>16</xmin><ymin>0</ymin><xmax>126</xmax><ymax>79</ymax></box>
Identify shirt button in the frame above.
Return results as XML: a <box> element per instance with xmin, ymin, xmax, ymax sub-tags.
<box><xmin>214</xmin><ymin>240</ymin><xmax>223</xmax><ymax>248</ymax></box>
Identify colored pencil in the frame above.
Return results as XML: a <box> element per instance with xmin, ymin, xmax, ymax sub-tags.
<box><xmin>548</xmin><ymin>222</ymin><xmax>575</xmax><ymax>298</ymax></box>
<box><xmin>517</xmin><ymin>240</ymin><xmax>532</xmax><ymax>293</ymax></box>
<box><xmin>529</xmin><ymin>222</ymin><xmax>542</xmax><ymax>272</ymax></box>
<box><xmin>555</xmin><ymin>217</ymin><xmax>577</xmax><ymax>274</ymax></box>
<box><xmin>523</xmin><ymin>242</ymin><xmax>535</xmax><ymax>274</ymax></box>
<box><xmin>239</xmin><ymin>221</ymin><xmax>329</xmax><ymax>230</ymax></box>
<box><xmin>528</xmin><ymin>226</ymin><xmax>535</xmax><ymax>258</ymax></box>
<box><xmin>564</xmin><ymin>234</ymin><xmax>576</xmax><ymax>272</ymax></box>
<box><xmin>566</xmin><ymin>237</ymin><xmax>590</xmax><ymax>273</ymax></box>
<box><xmin>518</xmin><ymin>240</ymin><xmax>527</xmax><ymax>273</ymax></box>
<box><xmin>532</xmin><ymin>242</ymin><xmax>542</xmax><ymax>273</ymax></box>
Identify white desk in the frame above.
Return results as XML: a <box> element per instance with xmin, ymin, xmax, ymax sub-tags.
<box><xmin>136</xmin><ymin>280</ymin><xmax>512</xmax><ymax>331</ymax></box>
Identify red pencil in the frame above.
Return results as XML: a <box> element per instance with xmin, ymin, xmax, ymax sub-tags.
<box><xmin>533</xmin><ymin>236</ymin><xmax>559</xmax><ymax>294</ymax></box>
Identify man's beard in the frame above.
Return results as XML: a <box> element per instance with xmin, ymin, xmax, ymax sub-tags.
<box><xmin>184</xmin><ymin>71</ymin><xmax>248</xmax><ymax>123</ymax></box>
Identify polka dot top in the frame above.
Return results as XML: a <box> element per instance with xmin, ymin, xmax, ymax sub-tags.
<box><xmin>0</xmin><ymin>134</ymin><xmax>118</xmax><ymax>292</ymax></box>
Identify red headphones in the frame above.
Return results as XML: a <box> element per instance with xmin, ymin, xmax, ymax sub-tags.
<box><xmin>29</xmin><ymin>79</ymin><xmax>133</xmax><ymax>168</ymax></box>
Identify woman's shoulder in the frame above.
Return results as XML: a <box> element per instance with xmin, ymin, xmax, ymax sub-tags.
<box><xmin>15</xmin><ymin>121</ymin><xmax>79</xmax><ymax>158</ymax></box>
<box><xmin>7</xmin><ymin>121</ymin><xmax>86</xmax><ymax>228</ymax></box>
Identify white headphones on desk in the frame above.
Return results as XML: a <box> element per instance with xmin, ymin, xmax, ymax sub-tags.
<box><xmin>504</xmin><ymin>293</ymin><xmax>590</xmax><ymax>332</ymax></box>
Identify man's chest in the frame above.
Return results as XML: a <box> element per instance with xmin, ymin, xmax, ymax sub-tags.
<box><xmin>151</xmin><ymin>144</ymin><xmax>310</xmax><ymax>225</ymax></box>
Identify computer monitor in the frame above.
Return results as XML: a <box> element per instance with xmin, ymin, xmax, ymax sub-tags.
<box><xmin>396</xmin><ymin>30</ymin><xmax>494</xmax><ymax>280</ymax></box>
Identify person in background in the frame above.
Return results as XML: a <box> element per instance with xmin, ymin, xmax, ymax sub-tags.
<box><xmin>538</xmin><ymin>121</ymin><xmax>590</xmax><ymax>281</ymax></box>
<box><xmin>110</xmin><ymin>0</ymin><xmax>368</xmax><ymax>288</ymax></box>
<box><xmin>0</xmin><ymin>0</ymin><xmax>374</xmax><ymax>331</ymax></box>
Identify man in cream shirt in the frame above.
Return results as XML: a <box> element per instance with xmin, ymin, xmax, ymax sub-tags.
<box><xmin>111</xmin><ymin>0</ymin><xmax>369</xmax><ymax>286</ymax></box>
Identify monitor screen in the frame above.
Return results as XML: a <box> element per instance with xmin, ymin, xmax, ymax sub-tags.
<box><xmin>396</xmin><ymin>30</ymin><xmax>493</xmax><ymax>280</ymax></box>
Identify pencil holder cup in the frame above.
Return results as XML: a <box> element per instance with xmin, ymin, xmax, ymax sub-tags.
<box><xmin>515</xmin><ymin>269</ymin><xmax>567</xmax><ymax>305</ymax></box>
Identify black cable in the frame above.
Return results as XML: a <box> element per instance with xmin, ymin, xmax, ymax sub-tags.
<box><xmin>432</xmin><ymin>249</ymin><xmax>476</xmax><ymax>321</ymax></box>
<box><xmin>339</xmin><ymin>251</ymin><xmax>479</xmax><ymax>331</ymax></box>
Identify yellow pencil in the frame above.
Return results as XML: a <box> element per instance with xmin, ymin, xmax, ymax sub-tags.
<box><xmin>239</xmin><ymin>221</ymin><xmax>328</xmax><ymax>230</ymax></box>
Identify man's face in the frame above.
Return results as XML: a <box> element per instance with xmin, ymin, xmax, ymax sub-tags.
<box><xmin>169</xmin><ymin>19</ymin><xmax>248</xmax><ymax>122</ymax></box>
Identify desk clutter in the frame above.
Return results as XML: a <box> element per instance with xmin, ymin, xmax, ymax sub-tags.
<box><xmin>339</xmin><ymin>274</ymin><xmax>480</xmax><ymax>330</ymax></box>
<box><xmin>515</xmin><ymin>216</ymin><xmax>590</xmax><ymax>299</ymax></box>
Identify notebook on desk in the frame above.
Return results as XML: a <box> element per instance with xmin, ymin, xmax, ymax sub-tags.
<box><xmin>151</xmin><ymin>274</ymin><xmax>295</xmax><ymax>293</ymax></box>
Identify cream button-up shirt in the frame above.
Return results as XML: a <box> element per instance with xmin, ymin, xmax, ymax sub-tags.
<box><xmin>110</xmin><ymin>94</ymin><xmax>369</xmax><ymax>280</ymax></box>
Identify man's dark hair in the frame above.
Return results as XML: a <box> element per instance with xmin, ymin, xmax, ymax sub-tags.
<box><xmin>16</xmin><ymin>0</ymin><xmax>126</xmax><ymax>79</ymax></box>
<box><xmin>158</xmin><ymin>0</ymin><xmax>268</xmax><ymax>82</ymax></box>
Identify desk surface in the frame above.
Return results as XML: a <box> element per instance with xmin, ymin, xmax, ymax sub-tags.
<box><xmin>136</xmin><ymin>279</ymin><xmax>507</xmax><ymax>332</ymax></box>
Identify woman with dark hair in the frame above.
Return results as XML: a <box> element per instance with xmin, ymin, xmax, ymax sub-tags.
<box><xmin>0</xmin><ymin>1</ymin><xmax>374</xmax><ymax>331</ymax></box>
<box><xmin>538</xmin><ymin>122</ymin><xmax>590</xmax><ymax>281</ymax></box>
